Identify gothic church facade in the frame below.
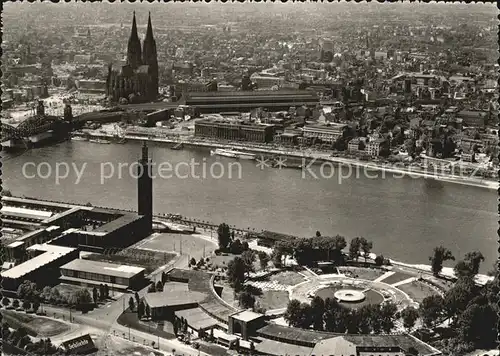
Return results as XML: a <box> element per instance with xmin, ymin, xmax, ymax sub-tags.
<box><xmin>106</xmin><ymin>12</ymin><xmax>159</xmax><ymax>103</ymax></box>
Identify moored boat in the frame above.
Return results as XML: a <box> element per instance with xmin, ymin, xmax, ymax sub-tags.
<box><xmin>210</xmin><ymin>148</ymin><xmax>256</xmax><ymax>160</ymax></box>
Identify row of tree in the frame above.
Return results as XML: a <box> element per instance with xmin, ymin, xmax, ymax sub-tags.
<box><xmin>2</xmin><ymin>297</ymin><xmax>40</xmax><ymax>313</ymax></box>
<box><xmin>270</xmin><ymin>235</ymin><xmax>374</xmax><ymax>268</ymax></box>
<box><xmin>429</xmin><ymin>246</ymin><xmax>485</xmax><ymax>278</ymax></box>
<box><xmin>284</xmin><ymin>296</ymin><xmax>399</xmax><ymax>334</ymax></box>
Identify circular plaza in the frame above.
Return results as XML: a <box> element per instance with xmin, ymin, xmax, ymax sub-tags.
<box><xmin>289</xmin><ymin>269</ymin><xmax>420</xmax><ymax>312</ymax></box>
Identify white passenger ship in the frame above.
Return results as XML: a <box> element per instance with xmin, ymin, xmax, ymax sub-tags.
<box><xmin>210</xmin><ymin>148</ymin><xmax>256</xmax><ymax>160</ymax></box>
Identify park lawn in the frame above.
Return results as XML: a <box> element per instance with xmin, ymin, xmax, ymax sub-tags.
<box><xmin>396</xmin><ymin>281</ymin><xmax>439</xmax><ymax>304</ymax></box>
<box><xmin>2</xmin><ymin>310</ymin><xmax>70</xmax><ymax>337</ymax></box>
<box><xmin>141</xmin><ymin>233</ymin><xmax>216</xmax><ymax>261</ymax></box>
<box><xmin>269</xmin><ymin>271</ymin><xmax>306</xmax><ymax>286</ymax></box>
<box><xmin>378</xmin><ymin>271</ymin><xmax>413</xmax><ymax>285</ymax></box>
<box><xmin>338</xmin><ymin>267</ymin><xmax>386</xmax><ymax>281</ymax></box>
<box><xmin>256</xmin><ymin>290</ymin><xmax>290</xmax><ymax>311</ymax></box>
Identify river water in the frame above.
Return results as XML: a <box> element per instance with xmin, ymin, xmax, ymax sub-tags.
<box><xmin>3</xmin><ymin>140</ymin><xmax>497</xmax><ymax>270</ymax></box>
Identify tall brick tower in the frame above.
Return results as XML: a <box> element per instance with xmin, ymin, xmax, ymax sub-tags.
<box><xmin>137</xmin><ymin>141</ymin><xmax>153</xmax><ymax>232</ymax></box>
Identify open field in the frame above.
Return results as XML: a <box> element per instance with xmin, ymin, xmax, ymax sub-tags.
<box><xmin>378</xmin><ymin>271</ymin><xmax>413</xmax><ymax>285</ymax></box>
<box><xmin>338</xmin><ymin>267</ymin><xmax>386</xmax><ymax>281</ymax></box>
<box><xmin>396</xmin><ymin>281</ymin><xmax>440</xmax><ymax>303</ymax></box>
<box><xmin>2</xmin><ymin>310</ymin><xmax>70</xmax><ymax>337</ymax></box>
<box><xmin>269</xmin><ymin>271</ymin><xmax>306</xmax><ymax>286</ymax></box>
<box><xmin>256</xmin><ymin>290</ymin><xmax>290</xmax><ymax>311</ymax></box>
<box><xmin>315</xmin><ymin>286</ymin><xmax>384</xmax><ymax>310</ymax></box>
<box><xmin>140</xmin><ymin>233</ymin><xmax>216</xmax><ymax>262</ymax></box>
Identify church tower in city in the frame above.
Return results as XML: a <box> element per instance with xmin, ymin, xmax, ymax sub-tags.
<box><xmin>137</xmin><ymin>141</ymin><xmax>153</xmax><ymax>232</ymax></box>
<box><xmin>127</xmin><ymin>11</ymin><xmax>142</xmax><ymax>70</ymax></box>
<box><xmin>106</xmin><ymin>12</ymin><xmax>159</xmax><ymax>103</ymax></box>
<box><xmin>142</xmin><ymin>12</ymin><xmax>159</xmax><ymax>98</ymax></box>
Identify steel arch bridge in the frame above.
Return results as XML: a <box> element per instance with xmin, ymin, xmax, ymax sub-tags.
<box><xmin>2</xmin><ymin>115</ymin><xmax>61</xmax><ymax>141</ymax></box>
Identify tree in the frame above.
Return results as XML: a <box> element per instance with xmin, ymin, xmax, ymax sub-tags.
<box><xmin>284</xmin><ymin>299</ymin><xmax>302</xmax><ymax>327</ymax></box>
<box><xmin>258</xmin><ymin>251</ymin><xmax>270</xmax><ymax>271</ymax></box>
<box><xmin>464</xmin><ymin>251</ymin><xmax>485</xmax><ymax>276</ymax></box>
<box><xmin>41</xmin><ymin>286</ymin><xmax>52</xmax><ymax>302</ymax></box>
<box><xmin>401</xmin><ymin>307</ymin><xmax>419</xmax><ymax>331</ymax></box>
<box><xmin>217</xmin><ymin>223</ymin><xmax>231</xmax><ymax>250</ymax></box>
<box><xmin>229</xmin><ymin>239</ymin><xmax>244</xmax><ymax>254</ymax></box>
<box><xmin>17</xmin><ymin>280</ymin><xmax>39</xmax><ymax>302</ymax></box>
<box><xmin>189</xmin><ymin>257</ymin><xmax>197</xmax><ymax>267</ymax></box>
<box><xmin>135</xmin><ymin>292</ymin><xmax>140</xmax><ymax>307</ymax></box>
<box><xmin>99</xmin><ymin>284</ymin><xmax>105</xmax><ymax>301</ymax></box>
<box><xmin>271</xmin><ymin>248</ymin><xmax>283</xmax><ymax>268</ymax></box>
<box><xmin>444</xmin><ymin>276</ymin><xmax>478</xmax><ymax>318</ymax></box>
<box><xmin>238</xmin><ymin>290</ymin><xmax>256</xmax><ymax>309</ymax></box>
<box><xmin>104</xmin><ymin>284</ymin><xmax>109</xmax><ymax>298</ymax></box>
<box><xmin>316</xmin><ymin>231</ymin><xmax>321</xmax><ymax>237</ymax></box>
<box><xmin>70</xmin><ymin>289</ymin><xmax>92</xmax><ymax>308</ymax></box>
<box><xmin>227</xmin><ymin>257</ymin><xmax>246</xmax><ymax>292</ymax></box>
<box><xmin>349</xmin><ymin>237</ymin><xmax>362</xmax><ymax>261</ymax></box>
<box><xmin>429</xmin><ymin>246</ymin><xmax>455</xmax><ymax>276</ymax></box>
<box><xmin>359</xmin><ymin>238</ymin><xmax>373</xmax><ymax>262</ymax></box>
<box><xmin>145</xmin><ymin>304</ymin><xmax>151</xmax><ymax>319</ymax></box>
<box><xmin>241</xmin><ymin>250</ymin><xmax>256</xmax><ymax>276</ymax></box>
<box><xmin>22</xmin><ymin>300</ymin><xmax>31</xmax><ymax>310</ymax></box>
<box><xmin>375</xmin><ymin>255</ymin><xmax>384</xmax><ymax>266</ymax></box>
<box><xmin>419</xmin><ymin>295</ymin><xmax>444</xmax><ymax>327</ymax></box>
<box><xmin>92</xmin><ymin>287</ymin><xmax>98</xmax><ymax>305</ymax></box>
<box><xmin>310</xmin><ymin>296</ymin><xmax>325</xmax><ymax>331</ymax></box>
<box><xmin>128</xmin><ymin>297</ymin><xmax>135</xmax><ymax>312</ymax></box>
<box><xmin>456</xmin><ymin>302</ymin><xmax>497</xmax><ymax>349</ymax></box>
<box><xmin>156</xmin><ymin>281</ymin><xmax>164</xmax><ymax>292</ymax></box>
<box><xmin>32</xmin><ymin>300</ymin><xmax>40</xmax><ymax>313</ymax></box>
<box><xmin>49</xmin><ymin>288</ymin><xmax>63</xmax><ymax>305</ymax></box>
<box><xmin>380</xmin><ymin>302</ymin><xmax>397</xmax><ymax>333</ymax></box>
<box><xmin>242</xmin><ymin>241</ymin><xmax>249</xmax><ymax>251</ymax></box>
<box><xmin>2</xmin><ymin>297</ymin><xmax>10</xmax><ymax>307</ymax></box>
<box><xmin>138</xmin><ymin>301</ymin><xmax>145</xmax><ymax>319</ymax></box>
<box><xmin>13</xmin><ymin>299</ymin><xmax>20</xmax><ymax>309</ymax></box>
<box><xmin>454</xmin><ymin>260</ymin><xmax>474</xmax><ymax>279</ymax></box>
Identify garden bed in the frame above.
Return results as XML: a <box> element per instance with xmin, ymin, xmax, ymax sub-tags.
<box><xmin>84</xmin><ymin>248</ymin><xmax>176</xmax><ymax>275</ymax></box>
<box><xmin>256</xmin><ymin>290</ymin><xmax>290</xmax><ymax>311</ymax></box>
<box><xmin>2</xmin><ymin>310</ymin><xmax>70</xmax><ymax>337</ymax></box>
<box><xmin>396</xmin><ymin>281</ymin><xmax>439</xmax><ymax>303</ymax></box>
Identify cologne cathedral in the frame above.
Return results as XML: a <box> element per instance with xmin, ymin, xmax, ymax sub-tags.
<box><xmin>106</xmin><ymin>12</ymin><xmax>159</xmax><ymax>103</ymax></box>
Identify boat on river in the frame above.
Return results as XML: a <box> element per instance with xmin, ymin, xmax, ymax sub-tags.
<box><xmin>210</xmin><ymin>148</ymin><xmax>256</xmax><ymax>160</ymax></box>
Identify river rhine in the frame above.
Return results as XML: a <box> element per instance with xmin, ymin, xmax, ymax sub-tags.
<box><xmin>4</xmin><ymin>140</ymin><xmax>497</xmax><ymax>271</ymax></box>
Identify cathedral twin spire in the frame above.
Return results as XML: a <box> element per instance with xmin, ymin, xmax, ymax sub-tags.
<box><xmin>127</xmin><ymin>12</ymin><xmax>157</xmax><ymax>71</ymax></box>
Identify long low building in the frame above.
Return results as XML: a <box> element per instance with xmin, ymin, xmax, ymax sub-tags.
<box><xmin>60</xmin><ymin>258</ymin><xmax>146</xmax><ymax>291</ymax></box>
<box><xmin>185</xmin><ymin>90</ymin><xmax>319</xmax><ymax>113</ymax></box>
<box><xmin>1</xmin><ymin>244</ymin><xmax>78</xmax><ymax>293</ymax></box>
<box><xmin>195</xmin><ymin>119</ymin><xmax>275</xmax><ymax>143</ymax></box>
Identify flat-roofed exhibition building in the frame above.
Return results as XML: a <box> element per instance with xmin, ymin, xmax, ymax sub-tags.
<box><xmin>0</xmin><ymin>243</ymin><xmax>78</xmax><ymax>293</ymax></box>
<box><xmin>60</xmin><ymin>259</ymin><xmax>146</xmax><ymax>291</ymax></box>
